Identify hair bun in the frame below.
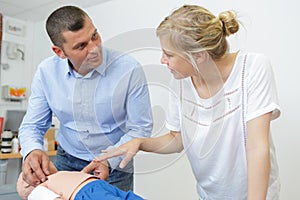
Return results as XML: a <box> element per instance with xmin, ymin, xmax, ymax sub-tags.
<box><xmin>219</xmin><ymin>11</ymin><xmax>239</xmax><ymax>36</ymax></box>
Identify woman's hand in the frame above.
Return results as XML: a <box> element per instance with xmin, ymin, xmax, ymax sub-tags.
<box><xmin>84</xmin><ymin>132</ymin><xmax>182</xmax><ymax>172</ymax></box>
<box><xmin>82</xmin><ymin>138</ymin><xmax>142</xmax><ymax>172</ymax></box>
<box><xmin>96</xmin><ymin>138</ymin><xmax>142</xmax><ymax>168</ymax></box>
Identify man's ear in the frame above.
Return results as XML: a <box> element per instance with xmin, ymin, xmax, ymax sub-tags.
<box><xmin>52</xmin><ymin>45</ymin><xmax>66</xmax><ymax>59</ymax></box>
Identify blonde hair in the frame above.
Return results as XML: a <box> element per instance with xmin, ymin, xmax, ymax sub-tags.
<box><xmin>156</xmin><ymin>5</ymin><xmax>239</xmax><ymax>60</ymax></box>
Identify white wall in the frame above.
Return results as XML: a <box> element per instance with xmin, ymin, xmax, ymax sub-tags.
<box><xmin>11</xmin><ymin>0</ymin><xmax>300</xmax><ymax>199</ymax></box>
<box><xmin>0</xmin><ymin>16</ymin><xmax>35</xmax><ymax>114</ymax></box>
<box><xmin>0</xmin><ymin>16</ymin><xmax>36</xmax><ymax>184</ymax></box>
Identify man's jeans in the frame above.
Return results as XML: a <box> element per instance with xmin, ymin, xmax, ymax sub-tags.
<box><xmin>54</xmin><ymin>145</ymin><xmax>133</xmax><ymax>191</ymax></box>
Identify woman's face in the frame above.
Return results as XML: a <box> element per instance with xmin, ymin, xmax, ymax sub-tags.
<box><xmin>160</xmin><ymin>38</ymin><xmax>197</xmax><ymax>79</ymax></box>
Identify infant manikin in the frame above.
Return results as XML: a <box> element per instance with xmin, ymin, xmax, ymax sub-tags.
<box><xmin>17</xmin><ymin>171</ymin><xmax>95</xmax><ymax>200</ymax></box>
<box><xmin>45</xmin><ymin>171</ymin><xmax>95</xmax><ymax>199</ymax></box>
<box><xmin>17</xmin><ymin>171</ymin><xmax>144</xmax><ymax>200</ymax></box>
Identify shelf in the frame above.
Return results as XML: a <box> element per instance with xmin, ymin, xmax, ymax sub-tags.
<box><xmin>0</xmin><ymin>150</ymin><xmax>56</xmax><ymax>159</ymax></box>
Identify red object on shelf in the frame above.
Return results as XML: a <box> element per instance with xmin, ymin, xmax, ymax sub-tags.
<box><xmin>0</xmin><ymin>117</ymin><xmax>4</xmax><ymax>138</ymax></box>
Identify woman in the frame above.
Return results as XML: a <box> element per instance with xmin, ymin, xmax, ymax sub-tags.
<box><xmin>84</xmin><ymin>5</ymin><xmax>280</xmax><ymax>200</ymax></box>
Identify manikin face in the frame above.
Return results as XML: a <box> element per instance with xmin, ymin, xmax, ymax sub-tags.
<box><xmin>53</xmin><ymin>16</ymin><xmax>102</xmax><ymax>76</ymax></box>
<box><xmin>160</xmin><ymin>38</ymin><xmax>197</xmax><ymax>79</ymax></box>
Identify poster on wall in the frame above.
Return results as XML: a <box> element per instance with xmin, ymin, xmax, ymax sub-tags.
<box><xmin>5</xmin><ymin>19</ymin><xmax>25</xmax><ymax>37</ymax></box>
<box><xmin>0</xmin><ymin>13</ymin><xmax>2</xmax><ymax>64</ymax></box>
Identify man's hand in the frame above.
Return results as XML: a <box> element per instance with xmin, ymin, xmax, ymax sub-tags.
<box><xmin>22</xmin><ymin>149</ymin><xmax>52</xmax><ymax>186</ymax></box>
<box><xmin>81</xmin><ymin>160</ymin><xmax>109</xmax><ymax>180</ymax></box>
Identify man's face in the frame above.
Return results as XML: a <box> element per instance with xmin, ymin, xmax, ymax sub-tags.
<box><xmin>55</xmin><ymin>17</ymin><xmax>103</xmax><ymax>75</ymax></box>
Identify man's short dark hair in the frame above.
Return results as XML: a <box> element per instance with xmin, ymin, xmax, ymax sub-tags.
<box><xmin>46</xmin><ymin>6</ymin><xmax>89</xmax><ymax>49</ymax></box>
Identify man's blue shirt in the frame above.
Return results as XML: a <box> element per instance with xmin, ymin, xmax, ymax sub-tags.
<box><xmin>19</xmin><ymin>46</ymin><xmax>153</xmax><ymax>168</ymax></box>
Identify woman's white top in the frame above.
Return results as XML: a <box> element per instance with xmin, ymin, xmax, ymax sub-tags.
<box><xmin>166</xmin><ymin>52</ymin><xmax>280</xmax><ymax>200</ymax></box>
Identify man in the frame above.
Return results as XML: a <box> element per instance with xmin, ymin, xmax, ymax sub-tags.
<box><xmin>18</xmin><ymin>5</ymin><xmax>152</xmax><ymax>192</ymax></box>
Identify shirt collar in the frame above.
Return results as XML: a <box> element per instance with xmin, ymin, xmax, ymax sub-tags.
<box><xmin>64</xmin><ymin>46</ymin><xmax>108</xmax><ymax>78</ymax></box>
<box><xmin>65</xmin><ymin>59</ymin><xmax>74</xmax><ymax>78</ymax></box>
<box><xmin>94</xmin><ymin>46</ymin><xmax>107</xmax><ymax>76</ymax></box>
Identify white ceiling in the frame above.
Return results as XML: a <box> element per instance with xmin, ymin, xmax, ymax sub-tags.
<box><xmin>0</xmin><ymin>0</ymin><xmax>111</xmax><ymax>22</ymax></box>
